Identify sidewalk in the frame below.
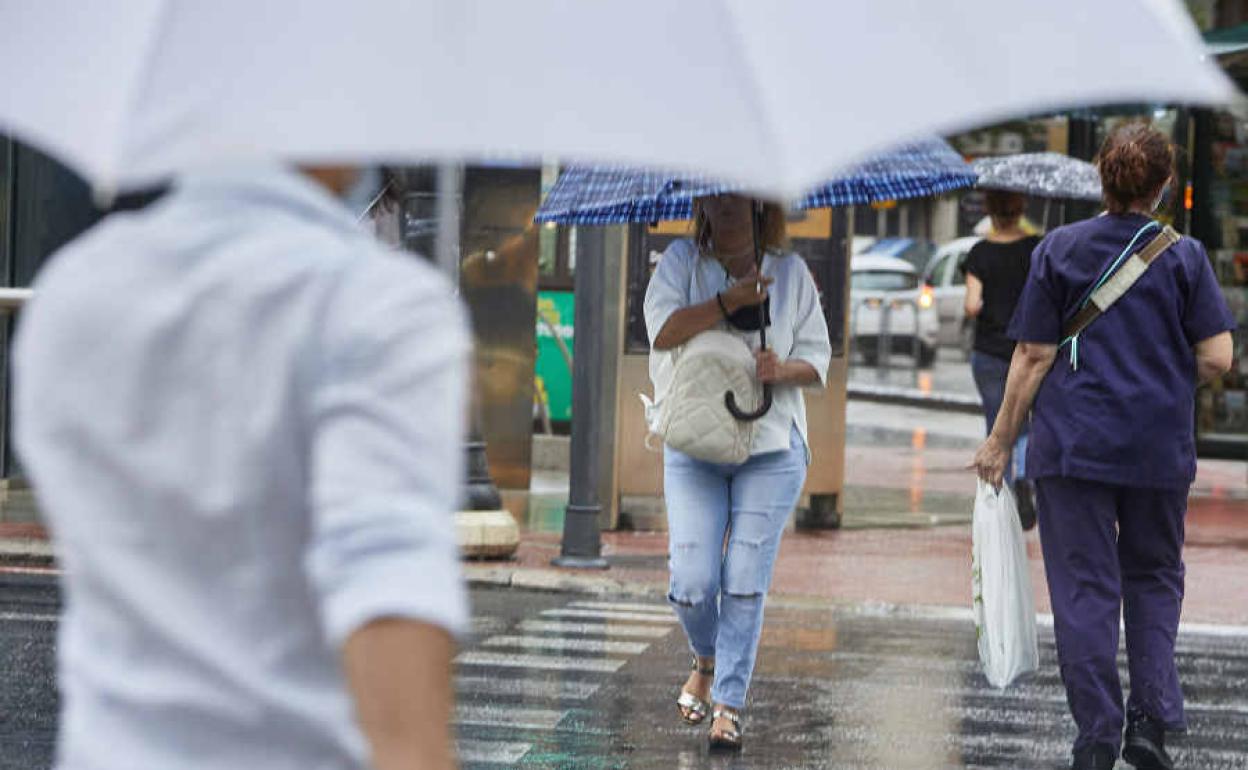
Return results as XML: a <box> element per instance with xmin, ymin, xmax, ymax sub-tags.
<box><xmin>493</xmin><ymin>399</ymin><xmax>1248</xmax><ymax>625</ymax></box>
<box><xmin>476</xmin><ymin>489</ymin><xmax>1248</xmax><ymax>625</ymax></box>
<box><xmin>4</xmin><ymin>401</ymin><xmax>1246</xmax><ymax>624</ymax></box>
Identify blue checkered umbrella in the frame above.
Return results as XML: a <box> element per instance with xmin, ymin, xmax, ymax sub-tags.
<box><xmin>534</xmin><ymin>138</ymin><xmax>975</xmax><ymax>224</ymax></box>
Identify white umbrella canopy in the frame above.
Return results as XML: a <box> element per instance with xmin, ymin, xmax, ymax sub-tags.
<box><xmin>0</xmin><ymin>0</ymin><xmax>1236</xmax><ymax>198</ymax></box>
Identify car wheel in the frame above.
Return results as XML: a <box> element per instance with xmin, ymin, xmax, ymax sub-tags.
<box><xmin>917</xmin><ymin>344</ymin><xmax>937</xmax><ymax>369</ymax></box>
<box><xmin>860</xmin><ymin>347</ymin><xmax>879</xmax><ymax>367</ymax></box>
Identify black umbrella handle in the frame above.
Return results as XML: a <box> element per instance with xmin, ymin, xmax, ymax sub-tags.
<box><xmin>723</xmin><ymin>199</ymin><xmax>774</xmax><ymax>423</ymax></box>
<box><xmin>725</xmin><ymin>383</ymin><xmax>773</xmax><ymax>422</ymax></box>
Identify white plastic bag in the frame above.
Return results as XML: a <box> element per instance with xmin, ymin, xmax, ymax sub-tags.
<box><xmin>971</xmin><ymin>480</ymin><xmax>1039</xmax><ymax>688</ymax></box>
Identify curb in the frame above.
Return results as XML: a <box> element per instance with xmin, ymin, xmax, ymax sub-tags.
<box><xmin>847</xmin><ymin>382</ymin><xmax>983</xmax><ymax>414</ymax></box>
<box><xmin>0</xmin><ymin>539</ymin><xmax>54</xmax><ymax>566</ymax></box>
<box><xmin>464</xmin><ymin>564</ymin><xmax>665</xmax><ymax>599</ymax></box>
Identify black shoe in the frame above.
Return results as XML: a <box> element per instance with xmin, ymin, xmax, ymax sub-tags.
<box><xmin>1014</xmin><ymin>479</ymin><xmax>1037</xmax><ymax>531</ymax></box>
<box><xmin>1123</xmin><ymin>713</ymin><xmax>1175</xmax><ymax>770</ymax></box>
<box><xmin>1071</xmin><ymin>744</ymin><xmax>1117</xmax><ymax>770</ymax></box>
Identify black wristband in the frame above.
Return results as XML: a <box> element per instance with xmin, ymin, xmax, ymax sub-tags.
<box><xmin>715</xmin><ymin>292</ymin><xmax>730</xmax><ymax>318</ymax></box>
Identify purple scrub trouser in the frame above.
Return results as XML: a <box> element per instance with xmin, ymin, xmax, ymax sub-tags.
<box><xmin>1035</xmin><ymin>477</ymin><xmax>1188</xmax><ymax>752</ymax></box>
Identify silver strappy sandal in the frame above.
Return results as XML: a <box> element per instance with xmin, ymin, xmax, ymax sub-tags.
<box><xmin>708</xmin><ymin>706</ymin><xmax>742</xmax><ymax>751</ymax></box>
<box><xmin>676</xmin><ymin>657</ymin><xmax>715</xmax><ymax>725</ymax></box>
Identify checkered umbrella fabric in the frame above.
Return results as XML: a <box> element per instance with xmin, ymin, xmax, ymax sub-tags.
<box><xmin>533</xmin><ymin>167</ymin><xmax>730</xmax><ymax>225</ymax></box>
<box><xmin>796</xmin><ymin>138</ymin><xmax>977</xmax><ymax>209</ymax></box>
<box><xmin>534</xmin><ymin>138</ymin><xmax>976</xmax><ymax>224</ymax></box>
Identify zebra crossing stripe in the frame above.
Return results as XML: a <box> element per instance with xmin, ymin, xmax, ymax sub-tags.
<box><xmin>457</xmin><ymin>650</ymin><xmax>627</xmax><ymax>673</ymax></box>
<box><xmin>456</xmin><ymin>674</ymin><xmax>600</xmax><ymax>701</ymax></box>
<box><xmin>540</xmin><ymin>608</ymin><xmax>676</xmax><ymax>624</ymax></box>
<box><xmin>456</xmin><ymin>703</ymin><xmax>567</xmax><ymax>731</ymax></box>
<box><xmin>456</xmin><ymin>739</ymin><xmax>532</xmax><ymax>764</ymax></box>
<box><xmin>517</xmin><ymin>619</ymin><xmax>673</xmax><ymax>639</ymax></box>
<box><xmin>0</xmin><ymin>611</ymin><xmax>57</xmax><ymax>623</ymax></box>
<box><xmin>481</xmin><ymin>634</ymin><xmax>650</xmax><ymax>655</ymax></box>
<box><xmin>566</xmin><ymin>600</ymin><xmax>673</xmax><ymax>614</ymax></box>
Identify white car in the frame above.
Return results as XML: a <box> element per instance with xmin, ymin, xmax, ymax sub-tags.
<box><xmin>922</xmin><ymin>236</ymin><xmax>982</xmax><ymax>357</ymax></box>
<box><xmin>850</xmin><ymin>254</ymin><xmax>939</xmax><ymax>367</ymax></box>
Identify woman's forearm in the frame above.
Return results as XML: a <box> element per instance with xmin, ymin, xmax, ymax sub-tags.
<box><xmin>1195</xmin><ymin>331</ymin><xmax>1233</xmax><ymax>384</ymax></box>
<box><xmin>778</xmin><ymin>360</ymin><xmax>820</xmax><ymax>386</ymax></box>
<box><xmin>991</xmin><ymin>343</ymin><xmax>1057</xmax><ymax>446</ymax></box>
<box><xmin>653</xmin><ymin>298</ymin><xmax>724</xmax><ymax>350</ymax></box>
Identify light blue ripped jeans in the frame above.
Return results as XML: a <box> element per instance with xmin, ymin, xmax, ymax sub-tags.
<box><xmin>663</xmin><ymin>426</ymin><xmax>808</xmax><ymax>709</ymax></box>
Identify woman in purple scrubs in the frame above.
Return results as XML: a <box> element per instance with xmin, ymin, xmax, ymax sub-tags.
<box><xmin>972</xmin><ymin>124</ymin><xmax>1235</xmax><ymax>770</ymax></box>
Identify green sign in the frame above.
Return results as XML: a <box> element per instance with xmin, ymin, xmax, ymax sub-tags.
<box><xmin>535</xmin><ymin>290</ymin><xmax>575</xmax><ymax>422</ymax></box>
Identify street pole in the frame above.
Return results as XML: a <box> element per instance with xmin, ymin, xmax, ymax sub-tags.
<box><xmin>553</xmin><ymin>225</ymin><xmax>609</xmax><ymax>569</ymax></box>
<box><xmin>406</xmin><ymin>164</ymin><xmax>516</xmax><ymax>556</ymax></box>
<box><xmin>435</xmin><ymin>163</ymin><xmax>462</xmax><ymax>286</ymax></box>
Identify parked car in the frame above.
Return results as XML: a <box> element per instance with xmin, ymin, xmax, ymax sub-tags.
<box><xmin>850</xmin><ymin>254</ymin><xmax>939</xmax><ymax>367</ymax></box>
<box><xmin>922</xmin><ymin>236</ymin><xmax>981</xmax><ymax>358</ymax></box>
<box><xmin>851</xmin><ymin>235</ymin><xmax>877</xmax><ymax>256</ymax></box>
<box><xmin>863</xmin><ymin>237</ymin><xmax>936</xmax><ymax>271</ymax></box>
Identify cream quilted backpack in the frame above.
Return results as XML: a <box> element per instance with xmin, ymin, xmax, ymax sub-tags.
<box><xmin>640</xmin><ymin>330</ymin><xmax>760</xmax><ymax>464</ymax></box>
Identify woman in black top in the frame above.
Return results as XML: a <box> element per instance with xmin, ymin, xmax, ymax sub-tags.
<box><xmin>963</xmin><ymin>190</ymin><xmax>1041</xmax><ymax>528</ymax></box>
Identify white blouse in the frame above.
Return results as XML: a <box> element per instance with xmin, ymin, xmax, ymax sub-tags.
<box><xmin>643</xmin><ymin>238</ymin><xmax>832</xmax><ymax>459</ymax></box>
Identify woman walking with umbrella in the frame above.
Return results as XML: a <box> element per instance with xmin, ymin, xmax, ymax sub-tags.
<box><xmin>963</xmin><ymin>189</ymin><xmax>1043</xmax><ymax>529</ymax></box>
<box><xmin>644</xmin><ymin>193</ymin><xmax>831</xmax><ymax>750</ymax></box>
<box><xmin>972</xmin><ymin>123</ymin><xmax>1235</xmax><ymax>770</ymax></box>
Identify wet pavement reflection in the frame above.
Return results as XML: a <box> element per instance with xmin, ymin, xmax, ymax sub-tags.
<box><xmin>847</xmin><ymin>348</ymin><xmax>978</xmax><ymax>400</ymax></box>
<box><xmin>5</xmin><ymin>575</ymin><xmax>1246</xmax><ymax>769</ymax></box>
<box><xmin>460</xmin><ymin>589</ymin><xmax>1248</xmax><ymax>769</ymax></box>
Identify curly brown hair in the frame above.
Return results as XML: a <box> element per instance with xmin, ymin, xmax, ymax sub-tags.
<box><xmin>1097</xmin><ymin>123</ymin><xmax>1173</xmax><ymax>214</ymax></box>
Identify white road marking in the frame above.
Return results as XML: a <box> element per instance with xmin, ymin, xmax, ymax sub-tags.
<box><xmin>518</xmin><ymin>619</ymin><xmax>673</xmax><ymax>639</ymax></box>
<box><xmin>457</xmin><ymin>650</ymin><xmax>627</xmax><ymax>673</ymax></box>
<box><xmin>456</xmin><ymin>739</ymin><xmax>532</xmax><ymax>764</ymax></box>
<box><xmin>481</xmin><ymin>634</ymin><xmax>650</xmax><ymax>655</ymax></box>
<box><xmin>0</xmin><ymin>611</ymin><xmax>57</xmax><ymax>623</ymax></box>
<box><xmin>456</xmin><ymin>674</ymin><xmax>600</xmax><ymax>701</ymax></box>
<box><xmin>540</xmin><ymin>608</ymin><xmax>676</xmax><ymax>624</ymax></box>
<box><xmin>566</xmin><ymin>600</ymin><xmax>673</xmax><ymax>614</ymax></box>
<box><xmin>455</xmin><ymin>703</ymin><xmax>566</xmax><ymax>731</ymax></box>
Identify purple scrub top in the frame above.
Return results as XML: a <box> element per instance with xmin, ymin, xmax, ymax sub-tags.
<box><xmin>1008</xmin><ymin>213</ymin><xmax>1237</xmax><ymax>489</ymax></box>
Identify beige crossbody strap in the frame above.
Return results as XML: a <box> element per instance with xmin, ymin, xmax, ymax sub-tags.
<box><xmin>1062</xmin><ymin>225</ymin><xmax>1180</xmax><ymax>340</ymax></box>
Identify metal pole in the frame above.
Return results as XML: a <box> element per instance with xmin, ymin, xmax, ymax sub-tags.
<box><xmin>429</xmin><ymin>163</ymin><xmax>506</xmax><ymax>515</ymax></box>
<box><xmin>877</xmin><ymin>301</ymin><xmax>891</xmax><ymax>372</ymax></box>
<box><xmin>435</xmin><ymin>163</ymin><xmax>462</xmax><ymax>286</ymax></box>
<box><xmin>553</xmin><ymin>226</ymin><xmax>608</xmax><ymax>569</ymax></box>
<box><xmin>908</xmin><ymin>299</ymin><xmax>920</xmax><ymax>369</ymax></box>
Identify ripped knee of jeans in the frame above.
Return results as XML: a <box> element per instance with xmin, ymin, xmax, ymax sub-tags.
<box><xmin>669</xmin><ymin>543</ymin><xmax>718</xmax><ymax>606</ymax></box>
<box><xmin>668</xmin><ymin>581</ymin><xmax>718</xmax><ymax>606</ymax></box>
<box><xmin>721</xmin><ymin>536</ymin><xmax>769</xmax><ymax>598</ymax></box>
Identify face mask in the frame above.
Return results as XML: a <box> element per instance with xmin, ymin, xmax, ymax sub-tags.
<box><xmin>725</xmin><ymin>297</ymin><xmax>771</xmax><ymax>331</ymax></box>
<box><xmin>341</xmin><ymin>166</ymin><xmax>386</xmax><ymax>220</ymax></box>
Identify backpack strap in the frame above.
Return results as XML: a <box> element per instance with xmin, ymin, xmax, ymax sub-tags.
<box><xmin>1062</xmin><ymin>225</ymin><xmax>1180</xmax><ymax>340</ymax></box>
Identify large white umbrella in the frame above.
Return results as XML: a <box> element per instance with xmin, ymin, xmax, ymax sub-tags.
<box><xmin>0</xmin><ymin>0</ymin><xmax>1235</xmax><ymax>197</ymax></box>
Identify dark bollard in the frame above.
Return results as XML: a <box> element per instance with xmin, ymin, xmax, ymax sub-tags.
<box><xmin>554</xmin><ymin>226</ymin><xmax>609</xmax><ymax>569</ymax></box>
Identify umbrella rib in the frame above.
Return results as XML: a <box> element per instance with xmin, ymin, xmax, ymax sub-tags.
<box><xmin>99</xmin><ymin>0</ymin><xmax>177</xmax><ymax>195</ymax></box>
<box><xmin>712</xmin><ymin>1</ymin><xmax>787</xmax><ymax>194</ymax></box>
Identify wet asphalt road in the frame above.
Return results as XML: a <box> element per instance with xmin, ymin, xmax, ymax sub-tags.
<box><xmin>0</xmin><ymin>570</ymin><xmax>57</xmax><ymax>769</ymax></box>
<box><xmin>2</xmin><ymin>573</ymin><xmax>1246</xmax><ymax>769</ymax></box>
